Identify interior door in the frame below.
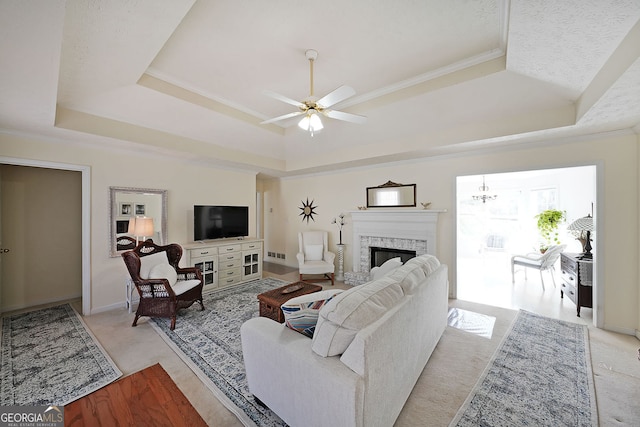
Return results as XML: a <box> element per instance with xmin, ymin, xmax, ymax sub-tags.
<box><xmin>0</xmin><ymin>173</ymin><xmax>3</xmax><ymax>312</ymax></box>
<box><xmin>0</xmin><ymin>165</ymin><xmax>82</xmax><ymax>313</ymax></box>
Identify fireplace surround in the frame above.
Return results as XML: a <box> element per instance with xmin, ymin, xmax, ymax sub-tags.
<box><xmin>349</xmin><ymin>209</ymin><xmax>443</xmax><ymax>274</ymax></box>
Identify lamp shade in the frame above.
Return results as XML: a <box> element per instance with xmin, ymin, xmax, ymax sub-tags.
<box><xmin>567</xmin><ymin>215</ymin><xmax>593</xmax><ymax>232</ymax></box>
<box><xmin>128</xmin><ymin>216</ymin><xmax>154</xmax><ymax>237</ymax></box>
<box><xmin>127</xmin><ymin>217</ymin><xmax>136</xmax><ymax>234</ymax></box>
<box><xmin>567</xmin><ymin>214</ymin><xmax>593</xmax><ymax>258</ymax></box>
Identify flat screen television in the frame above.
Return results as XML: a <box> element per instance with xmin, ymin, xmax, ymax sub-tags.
<box><xmin>194</xmin><ymin>205</ymin><xmax>249</xmax><ymax>241</ymax></box>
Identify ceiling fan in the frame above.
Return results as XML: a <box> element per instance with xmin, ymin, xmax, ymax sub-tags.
<box><xmin>261</xmin><ymin>49</ymin><xmax>367</xmax><ymax>136</ymax></box>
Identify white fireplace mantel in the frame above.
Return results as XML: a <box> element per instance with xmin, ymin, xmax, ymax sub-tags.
<box><xmin>349</xmin><ymin>209</ymin><xmax>445</xmax><ymax>272</ymax></box>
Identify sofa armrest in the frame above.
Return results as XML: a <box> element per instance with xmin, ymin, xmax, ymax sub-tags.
<box><xmin>339</xmin><ymin>264</ymin><xmax>449</xmax><ymax>427</ymax></box>
<box><xmin>241</xmin><ymin>317</ymin><xmax>364</xmax><ymax>427</ymax></box>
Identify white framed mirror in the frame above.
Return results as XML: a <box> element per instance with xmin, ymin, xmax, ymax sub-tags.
<box><xmin>366</xmin><ymin>181</ymin><xmax>416</xmax><ymax>208</ymax></box>
<box><xmin>109</xmin><ymin>187</ymin><xmax>167</xmax><ymax>257</ymax></box>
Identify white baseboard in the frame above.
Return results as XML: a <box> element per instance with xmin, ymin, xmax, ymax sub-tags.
<box><xmin>603</xmin><ymin>323</ymin><xmax>637</xmax><ymax>337</ymax></box>
<box><xmin>1</xmin><ymin>293</ymin><xmax>82</xmax><ymax>314</ymax></box>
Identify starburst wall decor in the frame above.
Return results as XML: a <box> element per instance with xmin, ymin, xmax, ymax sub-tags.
<box><xmin>299</xmin><ymin>198</ymin><xmax>318</xmax><ymax>223</ymax></box>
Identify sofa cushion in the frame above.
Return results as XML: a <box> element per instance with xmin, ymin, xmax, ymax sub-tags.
<box><xmin>386</xmin><ymin>263</ymin><xmax>426</xmax><ymax>294</ymax></box>
<box><xmin>405</xmin><ymin>254</ymin><xmax>441</xmax><ymax>275</ymax></box>
<box><xmin>390</xmin><ymin>255</ymin><xmax>441</xmax><ymax>294</ymax></box>
<box><xmin>305</xmin><ymin>244</ymin><xmax>324</xmax><ymax>261</ymax></box>
<box><xmin>139</xmin><ymin>251</ymin><xmax>170</xmax><ymax>279</ymax></box>
<box><xmin>370</xmin><ymin>257</ymin><xmax>403</xmax><ymax>281</ymax></box>
<box><xmin>312</xmin><ymin>276</ymin><xmax>404</xmax><ymax>357</ymax></box>
<box><xmin>148</xmin><ymin>262</ymin><xmax>178</xmax><ymax>287</ymax></box>
<box><xmin>281</xmin><ymin>289</ymin><xmax>345</xmax><ymax>338</ymax></box>
<box><xmin>172</xmin><ymin>279</ymin><xmax>202</xmax><ymax>296</ymax></box>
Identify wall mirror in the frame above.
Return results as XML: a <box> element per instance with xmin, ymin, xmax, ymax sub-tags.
<box><xmin>366</xmin><ymin>181</ymin><xmax>416</xmax><ymax>208</ymax></box>
<box><xmin>109</xmin><ymin>187</ymin><xmax>168</xmax><ymax>257</ymax></box>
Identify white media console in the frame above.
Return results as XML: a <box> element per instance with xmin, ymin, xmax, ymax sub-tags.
<box><xmin>183</xmin><ymin>238</ymin><xmax>263</xmax><ymax>290</ymax></box>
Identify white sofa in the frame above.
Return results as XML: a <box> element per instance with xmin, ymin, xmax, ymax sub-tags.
<box><xmin>241</xmin><ymin>254</ymin><xmax>448</xmax><ymax>427</ymax></box>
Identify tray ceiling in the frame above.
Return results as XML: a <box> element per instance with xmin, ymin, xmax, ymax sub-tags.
<box><xmin>1</xmin><ymin>0</ymin><xmax>639</xmax><ymax>177</ymax></box>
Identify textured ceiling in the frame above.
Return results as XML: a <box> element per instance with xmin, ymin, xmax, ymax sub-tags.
<box><xmin>1</xmin><ymin>0</ymin><xmax>639</xmax><ymax>177</ymax></box>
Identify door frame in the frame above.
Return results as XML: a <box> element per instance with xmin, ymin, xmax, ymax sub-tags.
<box><xmin>452</xmin><ymin>163</ymin><xmax>603</xmax><ymax>329</ymax></box>
<box><xmin>0</xmin><ymin>156</ymin><xmax>90</xmax><ymax>315</ymax></box>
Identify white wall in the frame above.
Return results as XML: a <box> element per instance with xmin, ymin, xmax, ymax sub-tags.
<box><xmin>260</xmin><ymin>133</ymin><xmax>639</xmax><ymax>335</ymax></box>
<box><xmin>2</xmin><ymin>129</ymin><xmax>637</xmax><ymax>336</ymax></box>
<box><xmin>0</xmin><ymin>132</ymin><xmax>257</xmax><ymax>313</ymax></box>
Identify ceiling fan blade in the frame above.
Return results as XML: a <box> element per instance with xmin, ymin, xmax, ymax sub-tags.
<box><xmin>263</xmin><ymin>90</ymin><xmax>305</xmax><ymax>108</ymax></box>
<box><xmin>317</xmin><ymin>85</ymin><xmax>356</xmax><ymax>109</ymax></box>
<box><xmin>260</xmin><ymin>111</ymin><xmax>304</xmax><ymax>125</ymax></box>
<box><xmin>325</xmin><ymin>109</ymin><xmax>367</xmax><ymax>124</ymax></box>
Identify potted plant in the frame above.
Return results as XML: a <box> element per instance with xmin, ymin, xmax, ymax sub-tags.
<box><xmin>535</xmin><ymin>209</ymin><xmax>565</xmax><ymax>252</ymax></box>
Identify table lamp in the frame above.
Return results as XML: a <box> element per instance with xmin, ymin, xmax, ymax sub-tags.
<box><xmin>128</xmin><ymin>216</ymin><xmax>154</xmax><ymax>244</ymax></box>
<box><xmin>567</xmin><ymin>214</ymin><xmax>593</xmax><ymax>259</ymax></box>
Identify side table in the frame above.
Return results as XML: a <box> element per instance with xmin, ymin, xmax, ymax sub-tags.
<box><xmin>125</xmin><ymin>276</ymin><xmax>138</xmax><ymax>313</ymax></box>
<box><xmin>336</xmin><ymin>244</ymin><xmax>345</xmax><ymax>281</ymax></box>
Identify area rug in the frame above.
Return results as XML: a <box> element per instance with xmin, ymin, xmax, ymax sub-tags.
<box><xmin>0</xmin><ymin>303</ymin><xmax>122</xmax><ymax>406</ymax></box>
<box><xmin>449</xmin><ymin>310</ymin><xmax>598</xmax><ymax>427</ymax></box>
<box><xmin>150</xmin><ymin>277</ymin><xmax>288</xmax><ymax>427</ymax></box>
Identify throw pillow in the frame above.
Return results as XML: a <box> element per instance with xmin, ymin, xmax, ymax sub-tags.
<box><xmin>304</xmin><ymin>244</ymin><xmax>324</xmax><ymax>261</ymax></box>
<box><xmin>312</xmin><ymin>276</ymin><xmax>404</xmax><ymax>357</ymax></box>
<box><xmin>139</xmin><ymin>251</ymin><xmax>170</xmax><ymax>279</ymax></box>
<box><xmin>148</xmin><ymin>262</ymin><xmax>178</xmax><ymax>287</ymax></box>
<box><xmin>281</xmin><ymin>289</ymin><xmax>344</xmax><ymax>338</ymax></box>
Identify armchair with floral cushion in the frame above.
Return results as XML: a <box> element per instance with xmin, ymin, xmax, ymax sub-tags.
<box><xmin>121</xmin><ymin>240</ymin><xmax>204</xmax><ymax>330</ymax></box>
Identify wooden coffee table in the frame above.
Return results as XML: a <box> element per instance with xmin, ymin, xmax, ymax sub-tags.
<box><xmin>257</xmin><ymin>281</ymin><xmax>322</xmax><ymax>323</ymax></box>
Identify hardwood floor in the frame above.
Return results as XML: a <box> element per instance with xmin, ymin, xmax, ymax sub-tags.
<box><xmin>64</xmin><ymin>363</ymin><xmax>207</xmax><ymax>427</ymax></box>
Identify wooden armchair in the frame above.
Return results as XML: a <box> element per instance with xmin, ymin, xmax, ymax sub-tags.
<box><xmin>116</xmin><ymin>235</ymin><xmax>137</xmax><ymax>251</ymax></box>
<box><xmin>122</xmin><ymin>241</ymin><xmax>204</xmax><ymax>330</ymax></box>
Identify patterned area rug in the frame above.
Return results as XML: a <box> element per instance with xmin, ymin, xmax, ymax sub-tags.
<box><xmin>0</xmin><ymin>303</ymin><xmax>122</xmax><ymax>406</ymax></box>
<box><xmin>450</xmin><ymin>310</ymin><xmax>598</xmax><ymax>427</ymax></box>
<box><xmin>150</xmin><ymin>277</ymin><xmax>288</xmax><ymax>427</ymax></box>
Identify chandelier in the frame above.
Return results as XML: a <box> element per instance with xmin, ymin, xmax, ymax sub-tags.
<box><xmin>472</xmin><ymin>176</ymin><xmax>497</xmax><ymax>203</ymax></box>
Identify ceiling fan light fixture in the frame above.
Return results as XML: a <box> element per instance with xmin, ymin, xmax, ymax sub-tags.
<box><xmin>298</xmin><ymin>109</ymin><xmax>323</xmax><ymax>136</ymax></box>
<box><xmin>262</xmin><ymin>49</ymin><xmax>366</xmax><ymax>131</ymax></box>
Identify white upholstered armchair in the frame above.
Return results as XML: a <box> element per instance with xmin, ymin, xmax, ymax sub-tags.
<box><xmin>297</xmin><ymin>231</ymin><xmax>335</xmax><ymax>286</ymax></box>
